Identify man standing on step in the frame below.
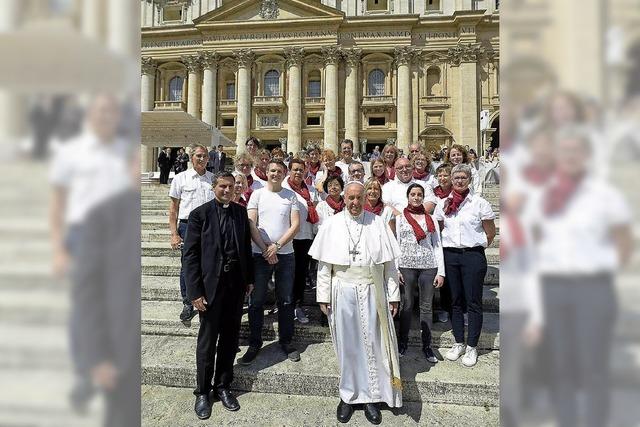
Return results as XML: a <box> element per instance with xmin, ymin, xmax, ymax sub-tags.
<box><xmin>158</xmin><ymin>147</ymin><xmax>172</xmax><ymax>184</ymax></box>
<box><xmin>240</xmin><ymin>160</ymin><xmax>301</xmax><ymax>365</ymax></box>
<box><xmin>169</xmin><ymin>143</ymin><xmax>214</xmax><ymax>323</ymax></box>
<box><xmin>183</xmin><ymin>171</ymin><xmax>255</xmax><ymax>420</ymax></box>
<box><xmin>309</xmin><ymin>181</ymin><xmax>403</xmax><ymax>425</ymax></box>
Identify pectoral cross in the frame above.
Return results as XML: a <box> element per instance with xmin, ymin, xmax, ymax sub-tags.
<box><xmin>349</xmin><ymin>247</ymin><xmax>360</xmax><ymax>261</ymax></box>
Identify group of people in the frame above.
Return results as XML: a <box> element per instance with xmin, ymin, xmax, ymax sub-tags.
<box><xmin>167</xmin><ymin>137</ymin><xmax>496</xmax><ymax>423</ymax></box>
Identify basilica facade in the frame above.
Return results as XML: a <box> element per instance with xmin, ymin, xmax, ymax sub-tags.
<box><xmin>140</xmin><ymin>0</ymin><xmax>499</xmax><ymax>172</ymax></box>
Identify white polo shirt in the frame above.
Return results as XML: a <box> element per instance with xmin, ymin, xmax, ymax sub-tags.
<box><xmin>434</xmin><ymin>193</ymin><xmax>495</xmax><ymax>248</ymax></box>
<box><xmin>168</xmin><ymin>168</ymin><xmax>215</xmax><ymax>220</ymax></box>
<box><xmin>283</xmin><ymin>180</ymin><xmax>321</xmax><ymax>241</ymax></box>
<box><xmin>382</xmin><ymin>178</ymin><xmax>437</xmax><ymax>212</ymax></box>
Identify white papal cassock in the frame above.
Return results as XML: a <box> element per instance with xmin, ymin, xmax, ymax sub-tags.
<box><xmin>308</xmin><ymin>210</ymin><xmax>402</xmax><ymax>408</ymax></box>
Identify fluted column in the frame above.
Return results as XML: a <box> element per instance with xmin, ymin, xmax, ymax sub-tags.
<box><xmin>183</xmin><ymin>54</ymin><xmax>202</xmax><ymax>119</ymax></box>
<box><xmin>285</xmin><ymin>47</ymin><xmax>304</xmax><ymax>155</ymax></box>
<box><xmin>234</xmin><ymin>49</ymin><xmax>255</xmax><ymax>153</ymax></box>
<box><xmin>343</xmin><ymin>48</ymin><xmax>361</xmax><ymax>153</ymax></box>
<box><xmin>322</xmin><ymin>46</ymin><xmax>341</xmax><ymax>153</ymax></box>
<box><xmin>141</xmin><ymin>57</ymin><xmax>157</xmax><ymax>112</ymax></box>
<box><xmin>395</xmin><ymin>46</ymin><xmax>415</xmax><ymax>153</ymax></box>
<box><xmin>201</xmin><ymin>52</ymin><xmax>218</xmax><ymax>126</ymax></box>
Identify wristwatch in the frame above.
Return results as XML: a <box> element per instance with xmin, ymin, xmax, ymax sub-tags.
<box><xmin>274</xmin><ymin>242</ymin><xmax>282</xmax><ymax>250</ymax></box>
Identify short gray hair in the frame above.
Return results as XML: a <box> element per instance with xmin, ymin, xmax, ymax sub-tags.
<box><xmin>451</xmin><ymin>163</ymin><xmax>472</xmax><ymax>182</ymax></box>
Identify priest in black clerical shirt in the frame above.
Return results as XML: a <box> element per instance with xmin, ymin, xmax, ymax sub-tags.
<box><xmin>183</xmin><ymin>171</ymin><xmax>255</xmax><ymax>420</ymax></box>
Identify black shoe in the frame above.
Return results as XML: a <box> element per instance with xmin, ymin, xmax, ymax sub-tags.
<box><xmin>364</xmin><ymin>403</ymin><xmax>382</xmax><ymax>425</ymax></box>
<box><xmin>69</xmin><ymin>378</ymin><xmax>94</xmax><ymax>415</ymax></box>
<box><xmin>281</xmin><ymin>343</ymin><xmax>301</xmax><ymax>362</ymax></box>
<box><xmin>337</xmin><ymin>400</ymin><xmax>354</xmax><ymax>423</ymax></box>
<box><xmin>180</xmin><ymin>304</ymin><xmax>196</xmax><ymax>321</ymax></box>
<box><xmin>423</xmin><ymin>346</ymin><xmax>438</xmax><ymax>363</ymax></box>
<box><xmin>216</xmin><ymin>389</ymin><xmax>240</xmax><ymax>412</ymax></box>
<box><xmin>239</xmin><ymin>346</ymin><xmax>260</xmax><ymax>365</ymax></box>
<box><xmin>398</xmin><ymin>342</ymin><xmax>408</xmax><ymax>356</ymax></box>
<box><xmin>194</xmin><ymin>395</ymin><xmax>211</xmax><ymax>420</ymax></box>
<box><xmin>320</xmin><ymin>315</ymin><xmax>328</xmax><ymax>327</ymax></box>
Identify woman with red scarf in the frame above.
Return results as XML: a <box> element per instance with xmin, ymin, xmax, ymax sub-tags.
<box><xmin>305</xmin><ymin>146</ymin><xmax>322</xmax><ymax>187</ymax></box>
<box><xmin>234</xmin><ymin>152</ymin><xmax>257</xmax><ymax>202</ymax></box>
<box><xmin>363</xmin><ymin>178</ymin><xmax>393</xmax><ymax>225</ymax></box>
<box><xmin>411</xmin><ymin>151</ymin><xmax>437</xmax><ymax>189</ymax></box>
<box><xmin>433</xmin><ymin>164</ymin><xmax>453</xmax><ymax>199</ymax></box>
<box><xmin>251</xmin><ymin>149</ymin><xmax>271</xmax><ymax>188</ymax></box>
<box><xmin>370</xmin><ymin>158</ymin><xmax>389</xmax><ymax>186</ymax></box>
<box><xmin>381</xmin><ymin>144</ymin><xmax>399</xmax><ymax>181</ymax></box>
<box><xmin>231</xmin><ymin>171</ymin><xmax>249</xmax><ymax>207</ymax></box>
<box><xmin>434</xmin><ymin>163</ymin><xmax>496</xmax><ymax>368</ymax></box>
<box><xmin>283</xmin><ymin>158</ymin><xmax>320</xmax><ymax>325</ymax></box>
<box><xmin>314</xmin><ymin>150</ymin><xmax>344</xmax><ymax>196</ymax></box>
<box><xmin>315</xmin><ymin>175</ymin><xmax>345</xmax><ymax>227</ymax></box>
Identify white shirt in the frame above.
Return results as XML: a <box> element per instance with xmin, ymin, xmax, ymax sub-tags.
<box><xmin>283</xmin><ymin>179</ymin><xmax>321</xmax><ymax>240</ymax></box>
<box><xmin>50</xmin><ymin>132</ymin><xmax>131</xmax><ymax>226</ymax></box>
<box><xmin>434</xmin><ymin>193</ymin><xmax>495</xmax><ymax>248</ymax></box>
<box><xmin>247</xmin><ymin>187</ymin><xmax>300</xmax><ymax>254</ymax></box>
<box><xmin>250</xmin><ymin>169</ymin><xmax>266</xmax><ymax>191</ymax></box>
<box><xmin>413</xmin><ymin>173</ymin><xmax>438</xmax><ymax>189</ymax></box>
<box><xmin>395</xmin><ymin>213</ymin><xmax>445</xmax><ymax>276</ymax></box>
<box><xmin>315</xmin><ymin>198</ymin><xmax>342</xmax><ymax>233</ymax></box>
<box><xmin>381</xmin><ymin>178</ymin><xmax>437</xmax><ymax>212</ymax></box>
<box><xmin>168</xmin><ymin>168</ymin><xmax>215</xmax><ymax>220</ymax></box>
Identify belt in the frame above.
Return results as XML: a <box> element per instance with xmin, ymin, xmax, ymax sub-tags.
<box><xmin>179</xmin><ymin>219</ymin><xmax>188</xmax><ymax>224</ymax></box>
<box><xmin>222</xmin><ymin>259</ymin><xmax>239</xmax><ymax>272</ymax></box>
<box><xmin>444</xmin><ymin>246</ymin><xmax>484</xmax><ymax>253</ymax></box>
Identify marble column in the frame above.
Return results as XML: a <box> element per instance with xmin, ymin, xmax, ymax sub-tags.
<box><xmin>284</xmin><ymin>47</ymin><xmax>304</xmax><ymax>155</ymax></box>
<box><xmin>140</xmin><ymin>57</ymin><xmax>157</xmax><ymax>173</ymax></box>
<box><xmin>343</xmin><ymin>48</ymin><xmax>361</xmax><ymax>153</ymax></box>
<box><xmin>234</xmin><ymin>49</ymin><xmax>255</xmax><ymax>153</ymax></box>
<box><xmin>183</xmin><ymin>54</ymin><xmax>202</xmax><ymax>119</ymax></box>
<box><xmin>201</xmin><ymin>52</ymin><xmax>218</xmax><ymax>126</ymax></box>
<box><xmin>107</xmin><ymin>0</ymin><xmax>136</xmax><ymax>55</ymax></box>
<box><xmin>322</xmin><ymin>46</ymin><xmax>341</xmax><ymax>153</ymax></box>
<box><xmin>395</xmin><ymin>46</ymin><xmax>415</xmax><ymax>153</ymax></box>
<box><xmin>448</xmin><ymin>43</ymin><xmax>482</xmax><ymax>152</ymax></box>
<box><xmin>0</xmin><ymin>0</ymin><xmax>25</xmax><ymax>149</ymax></box>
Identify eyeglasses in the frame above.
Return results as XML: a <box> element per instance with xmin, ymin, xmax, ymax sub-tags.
<box><xmin>351</xmin><ymin>169</ymin><xmax>364</xmax><ymax>174</ymax></box>
<box><xmin>396</xmin><ymin>166</ymin><xmax>412</xmax><ymax>171</ymax></box>
<box><xmin>452</xmin><ymin>176</ymin><xmax>470</xmax><ymax>181</ymax></box>
<box><xmin>194</xmin><ymin>154</ymin><xmax>207</xmax><ymax>159</ymax></box>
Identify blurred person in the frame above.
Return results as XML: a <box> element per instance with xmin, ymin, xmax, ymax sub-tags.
<box><xmin>314</xmin><ymin>149</ymin><xmax>343</xmax><ymax>195</ymax></box>
<box><xmin>398</xmin><ymin>149</ymin><xmax>405</xmax><ymax>158</ymax></box>
<box><xmin>241</xmin><ymin>160</ymin><xmax>301</xmax><ymax>365</ymax></box>
<box><xmin>316</xmin><ymin>175</ymin><xmax>345</xmax><ymax>226</ymax></box>
<box><xmin>251</xmin><ymin>148</ymin><xmax>271</xmax><ymax>189</ymax></box>
<box><xmin>182</xmin><ymin>172</ymin><xmax>255</xmax><ymax>420</ymax></box>
<box><xmin>231</xmin><ymin>171</ymin><xmax>248</xmax><ymax>207</ymax></box>
<box><xmin>245</xmin><ymin>136</ymin><xmax>261</xmax><ymax>157</ymax></box>
<box><xmin>391</xmin><ymin>183</ymin><xmax>445</xmax><ymax>362</ymax></box>
<box><xmin>370</xmin><ymin>158</ymin><xmax>389</xmax><ymax>186</ymax></box>
<box><xmin>408</xmin><ymin>142</ymin><xmax>422</xmax><ymax>158</ymax></box>
<box><xmin>543</xmin><ymin>91</ymin><xmax>585</xmax><ymax>129</ymax></box>
<box><xmin>520</xmin><ymin>127</ymin><xmax>555</xmax><ymax>187</ymax></box>
<box><xmin>468</xmin><ymin>149</ymin><xmax>479</xmax><ymax>169</ymax></box>
<box><xmin>370</xmin><ymin>145</ymin><xmax>381</xmax><ymax>161</ymax></box>
<box><xmin>381</xmin><ymin>144</ymin><xmax>399</xmax><ymax>180</ymax></box>
<box><xmin>283</xmin><ymin>158</ymin><xmax>320</xmax><ymax>325</ymax></box>
<box><xmin>309</xmin><ymin>182</ymin><xmax>402</xmax><ymax>424</ymax></box>
<box><xmin>174</xmin><ymin>147</ymin><xmax>189</xmax><ymax>174</ymax></box>
<box><xmin>335</xmin><ymin>139</ymin><xmax>355</xmax><ymax>182</ymax></box>
<box><xmin>271</xmin><ymin>147</ymin><xmax>286</xmax><ymax>163</ymax></box>
<box><xmin>382</xmin><ymin>157</ymin><xmax>437</xmax><ymax>216</ymax></box>
<box><xmin>158</xmin><ymin>147</ymin><xmax>172</xmax><ymax>184</ymax></box>
<box><xmin>347</xmin><ymin>161</ymin><xmax>365</xmax><ymax>183</ymax></box>
<box><xmin>29</xmin><ymin>95</ymin><xmax>63</xmax><ymax>160</ymax></box>
<box><xmin>168</xmin><ymin>143</ymin><xmax>215</xmax><ymax>322</ymax></box>
<box><xmin>434</xmin><ymin>164</ymin><xmax>496</xmax><ymax>367</ymax></box>
<box><xmin>444</xmin><ymin>144</ymin><xmax>482</xmax><ymax>194</ymax></box>
<box><xmin>363</xmin><ymin>178</ymin><xmax>395</xmax><ymax>225</ymax></box>
<box><xmin>305</xmin><ymin>145</ymin><xmax>322</xmax><ymax>186</ymax></box>
<box><xmin>411</xmin><ymin>150</ymin><xmax>437</xmax><ymax>189</ymax></box>
<box><xmin>234</xmin><ymin>152</ymin><xmax>255</xmax><ymax>201</ymax></box>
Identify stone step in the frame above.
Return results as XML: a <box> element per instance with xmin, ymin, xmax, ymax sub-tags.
<box><xmin>142</xmin><ymin>384</ymin><xmax>499</xmax><ymax>426</ymax></box>
<box><xmin>140</xmin><ymin>275</ymin><xmax>500</xmax><ymax>312</ymax></box>
<box><xmin>141</xmin><ymin>335</ymin><xmax>500</xmax><ymax>407</ymax></box>
<box><xmin>0</xmin><ymin>287</ymin><xmax>69</xmax><ymax>325</ymax></box>
<box><xmin>141</xmin><ymin>300</ymin><xmax>500</xmax><ymax>350</ymax></box>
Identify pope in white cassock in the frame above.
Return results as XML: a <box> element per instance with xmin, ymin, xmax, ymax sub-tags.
<box><xmin>308</xmin><ymin>181</ymin><xmax>402</xmax><ymax>425</ymax></box>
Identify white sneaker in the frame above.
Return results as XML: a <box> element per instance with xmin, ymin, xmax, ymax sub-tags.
<box><xmin>461</xmin><ymin>346</ymin><xmax>478</xmax><ymax>367</ymax></box>
<box><xmin>295</xmin><ymin>307</ymin><xmax>309</xmax><ymax>324</ymax></box>
<box><xmin>445</xmin><ymin>343</ymin><xmax>466</xmax><ymax>361</ymax></box>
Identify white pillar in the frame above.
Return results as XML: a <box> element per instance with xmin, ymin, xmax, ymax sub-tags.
<box><xmin>183</xmin><ymin>55</ymin><xmax>202</xmax><ymax>119</ymax></box>
<box><xmin>82</xmin><ymin>0</ymin><xmax>101</xmax><ymax>40</ymax></box>
<box><xmin>141</xmin><ymin>57</ymin><xmax>157</xmax><ymax>112</ymax></box>
<box><xmin>395</xmin><ymin>46</ymin><xmax>414</xmax><ymax>153</ymax></box>
<box><xmin>285</xmin><ymin>47</ymin><xmax>304</xmax><ymax>155</ymax></box>
<box><xmin>322</xmin><ymin>46</ymin><xmax>341</xmax><ymax>153</ymax></box>
<box><xmin>201</xmin><ymin>52</ymin><xmax>218</xmax><ymax>126</ymax></box>
<box><xmin>0</xmin><ymin>0</ymin><xmax>25</xmax><ymax>149</ymax></box>
<box><xmin>234</xmin><ymin>49</ymin><xmax>255</xmax><ymax>153</ymax></box>
<box><xmin>343</xmin><ymin>48</ymin><xmax>361</xmax><ymax>153</ymax></box>
<box><xmin>107</xmin><ymin>0</ymin><xmax>136</xmax><ymax>55</ymax></box>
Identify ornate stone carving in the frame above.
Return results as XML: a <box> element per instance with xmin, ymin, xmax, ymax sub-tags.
<box><xmin>284</xmin><ymin>47</ymin><xmax>305</xmax><ymax>68</ymax></box>
<box><xmin>447</xmin><ymin>43</ymin><xmax>485</xmax><ymax>66</ymax></box>
<box><xmin>342</xmin><ymin>48</ymin><xmax>362</xmax><ymax>68</ymax></box>
<box><xmin>279</xmin><ymin>137</ymin><xmax>288</xmax><ymax>150</ymax></box>
<box><xmin>233</xmin><ymin>49</ymin><xmax>255</xmax><ymax>68</ymax></box>
<box><xmin>141</xmin><ymin>57</ymin><xmax>157</xmax><ymax>75</ymax></box>
<box><xmin>386</xmin><ymin>137</ymin><xmax>396</xmax><ymax>145</ymax></box>
<box><xmin>321</xmin><ymin>46</ymin><xmax>342</xmax><ymax>66</ymax></box>
<box><xmin>359</xmin><ymin>138</ymin><xmax>368</xmax><ymax>152</ymax></box>
<box><xmin>259</xmin><ymin>0</ymin><xmax>279</xmax><ymax>20</ymax></box>
<box><xmin>182</xmin><ymin>54</ymin><xmax>202</xmax><ymax>73</ymax></box>
<box><xmin>200</xmin><ymin>51</ymin><xmax>218</xmax><ymax>69</ymax></box>
<box><xmin>394</xmin><ymin>46</ymin><xmax>417</xmax><ymax>67</ymax></box>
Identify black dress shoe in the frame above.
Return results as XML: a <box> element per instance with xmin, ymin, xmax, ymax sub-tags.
<box><xmin>398</xmin><ymin>342</ymin><xmax>408</xmax><ymax>356</ymax></box>
<box><xmin>194</xmin><ymin>395</ymin><xmax>211</xmax><ymax>420</ymax></box>
<box><xmin>336</xmin><ymin>399</ymin><xmax>354</xmax><ymax>423</ymax></box>
<box><xmin>239</xmin><ymin>346</ymin><xmax>260</xmax><ymax>365</ymax></box>
<box><xmin>281</xmin><ymin>343</ymin><xmax>301</xmax><ymax>362</ymax></box>
<box><xmin>364</xmin><ymin>403</ymin><xmax>382</xmax><ymax>425</ymax></box>
<box><xmin>216</xmin><ymin>389</ymin><xmax>240</xmax><ymax>411</ymax></box>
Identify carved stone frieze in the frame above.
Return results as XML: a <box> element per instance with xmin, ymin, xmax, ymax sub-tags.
<box><xmin>182</xmin><ymin>54</ymin><xmax>202</xmax><ymax>73</ymax></box>
<box><xmin>342</xmin><ymin>48</ymin><xmax>362</xmax><ymax>68</ymax></box>
<box><xmin>200</xmin><ymin>51</ymin><xmax>218</xmax><ymax>69</ymax></box>
<box><xmin>284</xmin><ymin>47</ymin><xmax>305</xmax><ymax>68</ymax></box>
<box><xmin>394</xmin><ymin>46</ymin><xmax>418</xmax><ymax>67</ymax></box>
<box><xmin>447</xmin><ymin>43</ymin><xmax>485</xmax><ymax>66</ymax></box>
<box><xmin>321</xmin><ymin>46</ymin><xmax>342</xmax><ymax>66</ymax></box>
<box><xmin>141</xmin><ymin>57</ymin><xmax>158</xmax><ymax>75</ymax></box>
<box><xmin>260</xmin><ymin>0</ymin><xmax>279</xmax><ymax>20</ymax></box>
<box><xmin>233</xmin><ymin>49</ymin><xmax>255</xmax><ymax>68</ymax></box>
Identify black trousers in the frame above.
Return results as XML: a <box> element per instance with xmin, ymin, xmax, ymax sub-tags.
<box><xmin>443</xmin><ymin>247</ymin><xmax>487</xmax><ymax>347</ymax></box>
<box><xmin>194</xmin><ymin>267</ymin><xmax>245</xmax><ymax>396</ymax></box>
<box><xmin>159</xmin><ymin>167</ymin><xmax>171</xmax><ymax>184</ymax></box>
<box><xmin>292</xmin><ymin>239</ymin><xmax>313</xmax><ymax>306</ymax></box>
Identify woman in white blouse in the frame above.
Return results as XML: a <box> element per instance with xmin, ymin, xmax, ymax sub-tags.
<box><xmin>435</xmin><ymin>163</ymin><xmax>496</xmax><ymax>367</ymax></box>
<box><xmin>392</xmin><ymin>183</ymin><xmax>445</xmax><ymax>363</ymax></box>
<box><xmin>314</xmin><ymin>175</ymin><xmax>345</xmax><ymax>229</ymax></box>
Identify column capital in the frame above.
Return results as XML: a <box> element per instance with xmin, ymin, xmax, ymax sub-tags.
<box><xmin>233</xmin><ymin>48</ymin><xmax>255</xmax><ymax>68</ymax></box>
<box><xmin>284</xmin><ymin>47</ymin><xmax>305</xmax><ymax>68</ymax></box>
<box><xmin>342</xmin><ymin>48</ymin><xmax>362</xmax><ymax>68</ymax></box>
<box><xmin>321</xmin><ymin>46</ymin><xmax>342</xmax><ymax>66</ymax></box>
<box><xmin>182</xmin><ymin>54</ymin><xmax>202</xmax><ymax>73</ymax></box>
<box><xmin>447</xmin><ymin>43</ymin><xmax>485</xmax><ymax>67</ymax></box>
<box><xmin>394</xmin><ymin>46</ymin><xmax>418</xmax><ymax>67</ymax></box>
<box><xmin>200</xmin><ymin>51</ymin><xmax>219</xmax><ymax>69</ymax></box>
<box><xmin>141</xmin><ymin>57</ymin><xmax>157</xmax><ymax>75</ymax></box>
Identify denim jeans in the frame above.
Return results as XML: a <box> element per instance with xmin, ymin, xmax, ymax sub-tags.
<box><xmin>248</xmin><ymin>253</ymin><xmax>295</xmax><ymax>347</ymax></box>
<box><xmin>178</xmin><ymin>221</ymin><xmax>190</xmax><ymax>306</ymax></box>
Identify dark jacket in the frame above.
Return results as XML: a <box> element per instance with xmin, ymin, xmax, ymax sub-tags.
<box><xmin>158</xmin><ymin>151</ymin><xmax>172</xmax><ymax>169</ymax></box>
<box><xmin>183</xmin><ymin>200</ymin><xmax>254</xmax><ymax>303</ymax></box>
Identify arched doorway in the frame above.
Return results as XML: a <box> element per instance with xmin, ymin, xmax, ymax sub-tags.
<box><xmin>419</xmin><ymin>126</ymin><xmax>454</xmax><ymax>155</ymax></box>
<box><xmin>484</xmin><ymin>111</ymin><xmax>500</xmax><ymax>153</ymax></box>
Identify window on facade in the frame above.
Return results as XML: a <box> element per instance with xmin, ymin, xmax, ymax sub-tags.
<box><xmin>368</xmin><ymin>69</ymin><xmax>385</xmax><ymax>96</ymax></box>
<box><xmin>168</xmin><ymin>76</ymin><xmax>183</xmax><ymax>101</ymax></box>
<box><xmin>496</xmin><ymin>0</ymin><xmax>499</xmax><ymax>9</ymax></box>
<box><xmin>426</xmin><ymin>0</ymin><xmax>440</xmax><ymax>11</ymax></box>
<box><xmin>222</xmin><ymin>118</ymin><xmax>235</xmax><ymax>127</ymax></box>
<box><xmin>368</xmin><ymin>117</ymin><xmax>385</xmax><ymax>126</ymax></box>
<box><xmin>367</xmin><ymin>0</ymin><xmax>387</xmax><ymax>11</ymax></box>
<box><xmin>426</xmin><ymin>67</ymin><xmax>441</xmax><ymax>96</ymax></box>
<box><xmin>163</xmin><ymin>5</ymin><xmax>182</xmax><ymax>22</ymax></box>
<box><xmin>307</xmin><ymin>70</ymin><xmax>321</xmax><ymax>97</ymax></box>
<box><xmin>307</xmin><ymin>116</ymin><xmax>320</xmax><ymax>126</ymax></box>
<box><xmin>225</xmin><ymin>82</ymin><xmax>235</xmax><ymax>100</ymax></box>
<box><xmin>264</xmin><ymin>70</ymin><xmax>280</xmax><ymax>96</ymax></box>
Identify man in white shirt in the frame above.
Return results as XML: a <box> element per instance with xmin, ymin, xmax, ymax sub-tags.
<box><xmin>241</xmin><ymin>160</ymin><xmax>301</xmax><ymax>365</ymax></box>
<box><xmin>335</xmin><ymin>139</ymin><xmax>355</xmax><ymax>183</ymax></box>
<box><xmin>382</xmin><ymin>157</ymin><xmax>437</xmax><ymax>214</ymax></box>
<box><xmin>168</xmin><ymin>144</ymin><xmax>215</xmax><ymax>322</ymax></box>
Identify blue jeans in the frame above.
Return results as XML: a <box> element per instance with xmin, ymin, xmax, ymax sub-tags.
<box><xmin>248</xmin><ymin>253</ymin><xmax>295</xmax><ymax>347</ymax></box>
<box><xmin>178</xmin><ymin>221</ymin><xmax>190</xmax><ymax>306</ymax></box>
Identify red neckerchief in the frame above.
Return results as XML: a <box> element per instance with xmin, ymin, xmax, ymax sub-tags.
<box><xmin>364</xmin><ymin>199</ymin><xmax>384</xmax><ymax>215</ymax></box>
<box><xmin>444</xmin><ymin>189</ymin><xmax>470</xmax><ymax>216</ymax></box>
<box><xmin>413</xmin><ymin>169</ymin><xmax>429</xmax><ymax>180</ymax></box>
<box><xmin>403</xmin><ymin>204</ymin><xmax>435</xmax><ymax>242</ymax></box>
<box><xmin>326</xmin><ymin>196</ymin><xmax>345</xmax><ymax>214</ymax></box>
<box><xmin>523</xmin><ymin>164</ymin><xmax>550</xmax><ymax>186</ymax></box>
<box><xmin>386</xmin><ymin>166</ymin><xmax>396</xmax><ymax>180</ymax></box>
<box><xmin>254</xmin><ymin>167</ymin><xmax>268</xmax><ymax>181</ymax></box>
<box><xmin>234</xmin><ymin>196</ymin><xmax>247</xmax><ymax>207</ymax></box>
<box><xmin>544</xmin><ymin>172</ymin><xmax>583</xmax><ymax>216</ymax></box>
<box><xmin>305</xmin><ymin>162</ymin><xmax>321</xmax><ymax>186</ymax></box>
<box><xmin>375</xmin><ymin>172</ymin><xmax>389</xmax><ymax>186</ymax></box>
<box><xmin>434</xmin><ymin>185</ymin><xmax>452</xmax><ymax>199</ymax></box>
<box><xmin>328</xmin><ymin>166</ymin><xmax>343</xmax><ymax>179</ymax></box>
<box><xmin>244</xmin><ymin>174</ymin><xmax>254</xmax><ymax>202</ymax></box>
<box><xmin>287</xmin><ymin>177</ymin><xmax>319</xmax><ymax>224</ymax></box>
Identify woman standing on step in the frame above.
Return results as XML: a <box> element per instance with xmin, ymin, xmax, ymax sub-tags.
<box><xmin>392</xmin><ymin>183</ymin><xmax>445</xmax><ymax>363</ymax></box>
<box><xmin>435</xmin><ymin>164</ymin><xmax>496</xmax><ymax>367</ymax></box>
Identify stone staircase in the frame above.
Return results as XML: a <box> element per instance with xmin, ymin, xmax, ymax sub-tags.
<box><xmin>140</xmin><ymin>182</ymin><xmax>502</xmax><ymax>425</ymax></box>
